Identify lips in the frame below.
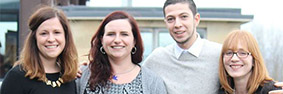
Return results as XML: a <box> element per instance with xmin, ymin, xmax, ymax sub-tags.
<box><xmin>229</xmin><ymin>64</ymin><xmax>244</xmax><ymax>70</ymax></box>
<box><xmin>45</xmin><ymin>45</ymin><xmax>58</xmax><ymax>49</ymax></box>
<box><xmin>111</xmin><ymin>46</ymin><xmax>124</xmax><ymax>49</ymax></box>
<box><xmin>174</xmin><ymin>31</ymin><xmax>185</xmax><ymax>37</ymax></box>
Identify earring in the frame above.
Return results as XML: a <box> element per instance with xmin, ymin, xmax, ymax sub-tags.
<box><xmin>100</xmin><ymin>46</ymin><xmax>106</xmax><ymax>54</ymax></box>
<box><xmin>131</xmin><ymin>47</ymin><xmax>137</xmax><ymax>54</ymax></box>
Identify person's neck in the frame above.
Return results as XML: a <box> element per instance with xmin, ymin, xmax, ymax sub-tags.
<box><xmin>233</xmin><ymin>71</ymin><xmax>252</xmax><ymax>94</ymax></box>
<box><xmin>39</xmin><ymin>55</ymin><xmax>60</xmax><ymax>73</ymax></box>
<box><xmin>178</xmin><ymin>33</ymin><xmax>197</xmax><ymax>50</ymax></box>
<box><xmin>109</xmin><ymin>56</ymin><xmax>135</xmax><ymax>74</ymax></box>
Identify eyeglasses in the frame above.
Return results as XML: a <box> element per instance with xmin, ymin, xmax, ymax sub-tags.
<box><xmin>223</xmin><ymin>50</ymin><xmax>251</xmax><ymax>59</ymax></box>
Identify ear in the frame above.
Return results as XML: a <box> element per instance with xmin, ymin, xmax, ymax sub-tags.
<box><xmin>133</xmin><ymin>39</ymin><xmax>136</xmax><ymax>47</ymax></box>
<box><xmin>100</xmin><ymin>36</ymin><xmax>103</xmax><ymax>45</ymax></box>
<box><xmin>194</xmin><ymin>13</ymin><xmax>200</xmax><ymax>26</ymax></box>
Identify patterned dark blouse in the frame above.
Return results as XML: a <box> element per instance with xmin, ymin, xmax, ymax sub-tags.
<box><xmin>84</xmin><ymin>70</ymin><xmax>143</xmax><ymax>94</ymax></box>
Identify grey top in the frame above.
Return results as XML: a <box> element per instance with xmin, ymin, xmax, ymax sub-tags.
<box><xmin>143</xmin><ymin>39</ymin><xmax>222</xmax><ymax>94</ymax></box>
<box><xmin>84</xmin><ymin>70</ymin><xmax>143</xmax><ymax>94</ymax></box>
<box><xmin>76</xmin><ymin>65</ymin><xmax>167</xmax><ymax>94</ymax></box>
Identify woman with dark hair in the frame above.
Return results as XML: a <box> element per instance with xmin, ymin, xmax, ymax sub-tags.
<box><xmin>218</xmin><ymin>30</ymin><xmax>281</xmax><ymax>94</ymax></box>
<box><xmin>76</xmin><ymin>11</ymin><xmax>167</xmax><ymax>94</ymax></box>
<box><xmin>1</xmin><ymin>6</ymin><xmax>78</xmax><ymax>94</ymax></box>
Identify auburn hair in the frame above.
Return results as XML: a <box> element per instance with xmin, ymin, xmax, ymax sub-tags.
<box><xmin>219</xmin><ymin>30</ymin><xmax>272</xmax><ymax>93</ymax></box>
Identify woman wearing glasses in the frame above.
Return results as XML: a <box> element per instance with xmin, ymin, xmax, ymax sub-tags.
<box><xmin>218</xmin><ymin>30</ymin><xmax>281</xmax><ymax>94</ymax></box>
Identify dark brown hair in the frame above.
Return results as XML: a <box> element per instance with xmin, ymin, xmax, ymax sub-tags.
<box><xmin>163</xmin><ymin>0</ymin><xmax>197</xmax><ymax>16</ymax></box>
<box><xmin>18</xmin><ymin>6</ymin><xmax>78</xmax><ymax>83</ymax></box>
<box><xmin>88</xmin><ymin>11</ymin><xmax>144</xmax><ymax>89</ymax></box>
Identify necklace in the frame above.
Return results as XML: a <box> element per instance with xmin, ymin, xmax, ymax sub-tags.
<box><xmin>44</xmin><ymin>62</ymin><xmax>63</xmax><ymax>88</ymax></box>
<box><xmin>45</xmin><ymin>77</ymin><xmax>64</xmax><ymax>88</ymax></box>
<box><xmin>112</xmin><ymin>65</ymin><xmax>137</xmax><ymax>81</ymax></box>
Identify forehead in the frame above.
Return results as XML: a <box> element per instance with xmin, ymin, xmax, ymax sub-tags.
<box><xmin>226</xmin><ymin>39</ymin><xmax>249</xmax><ymax>51</ymax></box>
<box><xmin>37</xmin><ymin>17</ymin><xmax>63</xmax><ymax>31</ymax></box>
<box><xmin>105</xmin><ymin>19</ymin><xmax>132</xmax><ymax>31</ymax></box>
<box><xmin>164</xmin><ymin>3</ymin><xmax>192</xmax><ymax>17</ymax></box>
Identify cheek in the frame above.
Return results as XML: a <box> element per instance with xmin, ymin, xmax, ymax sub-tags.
<box><xmin>223</xmin><ymin>58</ymin><xmax>229</xmax><ymax>65</ymax></box>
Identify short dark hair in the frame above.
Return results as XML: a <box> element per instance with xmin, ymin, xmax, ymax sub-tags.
<box><xmin>163</xmin><ymin>0</ymin><xmax>197</xmax><ymax>16</ymax></box>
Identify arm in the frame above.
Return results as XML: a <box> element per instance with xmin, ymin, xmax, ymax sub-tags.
<box><xmin>269</xmin><ymin>82</ymin><xmax>283</xmax><ymax>94</ymax></box>
<box><xmin>153</xmin><ymin>76</ymin><xmax>167</xmax><ymax>94</ymax></box>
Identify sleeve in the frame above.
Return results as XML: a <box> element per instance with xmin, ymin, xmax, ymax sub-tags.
<box><xmin>152</xmin><ymin>76</ymin><xmax>167</xmax><ymax>94</ymax></box>
<box><xmin>75</xmin><ymin>65</ymin><xmax>89</xmax><ymax>94</ymax></box>
<box><xmin>261</xmin><ymin>81</ymin><xmax>282</xmax><ymax>94</ymax></box>
<box><xmin>0</xmin><ymin>68</ymin><xmax>24</xmax><ymax>94</ymax></box>
<box><xmin>142</xmin><ymin>67</ymin><xmax>167</xmax><ymax>94</ymax></box>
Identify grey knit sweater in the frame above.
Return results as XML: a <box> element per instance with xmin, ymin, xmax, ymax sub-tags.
<box><xmin>76</xmin><ymin>65</ymin><xmax>167</xmax><ymax>94</ymax></box>
<box><xmin>143</xmin><ymin>39</ymin><xmax>222</xmax><ymax>94</ymax></box>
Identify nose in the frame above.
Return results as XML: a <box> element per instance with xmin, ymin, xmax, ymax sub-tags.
<box><xmin>47</xmin><ymin>34</ymin><xmax>55</xmax><ymax>42</ymax></box>
<box><xmin>113</xmin><ymin>34</ymin><xmax>121</xmax><ymax>44</ymax></box>
<box><xmin>174</xmin><ymin>18</ymin><xmax>182</xmax><ymax>29</ymax></box>
<box><xmin>230</xmin><ymin>53</ymin><xmax>240</xmax><ymax>62</ymax></box>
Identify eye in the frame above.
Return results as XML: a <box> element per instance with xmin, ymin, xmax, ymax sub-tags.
<box><xmin>121</xmin><ymin>33</ymin><xmax>129</xmax><ymax>36</ymax></box>
<box><xmin>224</xmin><ymin>50</ymin><xmax>233</xmax><ymax>56</ymax></box>
<box><xmin>106</xmin><ymin>33</ymin><xmax>115</xmax><ymax>36</ymax></box>
<box><xmin>166</xmin><ymin>17</ymin><xmax>175</xmax><ymax>23</ymax></box>
<box><xmin>39</xmin><ymin>31</ymin><xmax>47</xmax><ymax>36</ymax></box>
<box><xmin>181</xmin><ymin>15</ymin><xmax>188</xmax><ymax>19</ymax></box>
<box><xmin>55</xmin><ymin>31</ymin><xmax>62</xmax><ymax>34</ymax></box>
<box><xmin>238</xmin><ymin>51</ymin><xmax>248</xmax><ymax>56</ymax></box>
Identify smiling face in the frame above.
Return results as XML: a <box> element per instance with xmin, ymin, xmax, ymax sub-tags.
<box><xmin>223</xmin><ymin>42</ymin><xmax>253</xmax><ymax>79</ymax></box>
<box><xmin>164</xmin><ymin>3</ymin><xmax>200</xmax><ymax>48</ymax></box>
<box><xmin>102</xmin><ymin>19</ymin><xmax>135</xmax><ymax>60</ymax></box>
<box><xmin>36</xmin><ymin>17</ymin><xmax>65</xmax><ymax>60</ymax></box>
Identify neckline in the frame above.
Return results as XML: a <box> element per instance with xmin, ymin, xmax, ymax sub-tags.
<box><xmin>109</xmin><ymin>69</ymin><xmax>142</xmax><ymax>85</ymax></box>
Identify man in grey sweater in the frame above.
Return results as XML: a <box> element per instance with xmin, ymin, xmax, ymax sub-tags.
<box><xmin>144</xmin><ymin>0</ymin><xmax>283</xmax><ymax>94</ymax></box>
<box><xmin>143</xmin><ymin>0</ymin><xmax>221</xmax><ymax>93</ymax></box>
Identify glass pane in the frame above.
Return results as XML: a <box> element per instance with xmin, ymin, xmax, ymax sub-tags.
<box><xmin>140</xmin><ymin>29</ymin><xmax>152</xmax><ymax>60</ymax></box>
<box><xmin>197</xmin><ymin>28</ymin><xmax>207</xmax><ymax>39</ymax></box>
<box><xmin>158</xmin><ymin>28</ymin><xmax>174</xmax><ymax>47</ymax></box>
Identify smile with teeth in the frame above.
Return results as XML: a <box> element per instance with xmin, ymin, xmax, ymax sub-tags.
<box><xmin>175</xmin><ymin>31</ymin><xmax>184</xmax><ymax>34</ymax></box>
<box><xmin>46</xmin><ymin>45</ymin><xmax>58</xmax><ymax>49</ymax></box>
<box><xmin>230</xmin><ymin>64</ymin><xmax>243</xmax><ymax>69</ymax></box>
<box><xmin>112</xmin><ymin>46</ymin><xmax>124</xmax><ymax>49</ymax></box>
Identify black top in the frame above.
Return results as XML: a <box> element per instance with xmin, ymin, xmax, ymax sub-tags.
<box><xmin>219</xmin><ymin>80</ymin><xmax>282</xmax><ymax>94</ymax></box>
<box><xmin>0</xmin><ymin>65</ymin><xmax>76</xmax><ymax>94</ymax></box>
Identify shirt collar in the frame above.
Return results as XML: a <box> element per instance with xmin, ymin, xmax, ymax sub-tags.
<box><xmin>174</xmin><ymin>33</ymin><xmax>204</xmax><ymax>59</ymax></box>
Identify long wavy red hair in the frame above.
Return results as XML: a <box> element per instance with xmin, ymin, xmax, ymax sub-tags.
<box><xmin>219</xmin><ymin>30</ymin><xmax>272</xmax><ymax>94</ymax></box>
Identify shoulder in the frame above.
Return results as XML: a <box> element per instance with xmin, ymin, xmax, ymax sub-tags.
<box><xmin>0</xmin><ymin>65</ymin><xmax>26</xmax><ymax>93</ymax></box>
<box><xmin>257</xmin><ymin>80</ymin><xmax>282</xmax><ymax>94</ymax></box>
<box><xmin>141</xmin><ymin>66</ymin><xmax>167</xmax><ymax>93</ymax></box>
<box><xmin>145</xmin><ymin>43</ymin><xmax>174</xmax><ymax>60</ymax></box>
<box><xmin>4</xmin><ymin>65</ymin><xmax>25</xmax><ymax>78</ymax></box>
<box><xmin>203</xmin><ymin>39</ymin><xmax>222</xmax><ymax>49</ymax></box>
<box><xmin>152</xmin><ymin>44</ymin><xmax>174</xmax><ymax>54</ymax></box>
<box><xmin>141</xmin><ymin>66</ymin><xmax>161</xmax><ymax>79</ymax></box>
<box><xmin>141</xmin><ymin>66</ymin><xmax>164</xmax><ymax>83</ymax></box>
<box><xmin>218</xmin><ymin>87</ymin><xmax>227</xmax><ymax>94</ymax></box>
<box><xmin>201</xmin><ymin>39</ymin><xmax>222</xmax><ymax>56</ymax></box>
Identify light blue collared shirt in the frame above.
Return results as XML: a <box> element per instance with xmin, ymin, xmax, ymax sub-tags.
<box><xmin>174</xmin><ymin>34</ymin><xmax>204</xmax><ymax>59</ymax></box>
